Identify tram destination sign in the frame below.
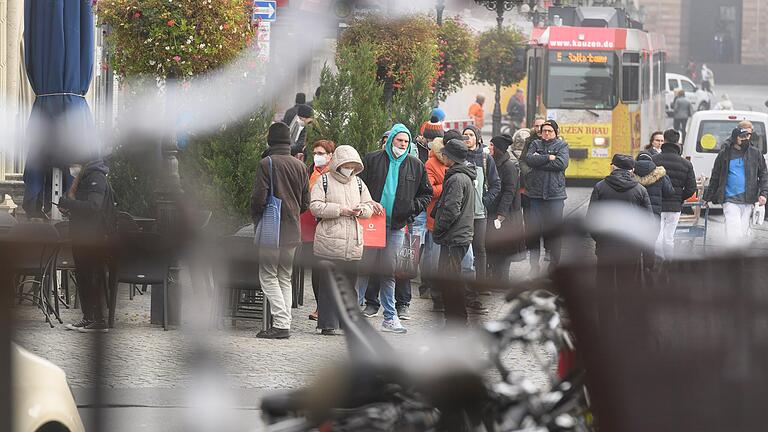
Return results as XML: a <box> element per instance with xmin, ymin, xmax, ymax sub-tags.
<box><xmin>553</xmin><ymin>51</ymin><xmax>610</xmax><ymax>65</ymax></box>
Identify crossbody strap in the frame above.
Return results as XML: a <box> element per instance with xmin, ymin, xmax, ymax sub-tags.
<box><xmin>267</xmin><ymin>156</ymin><xmax>275</xmax><ymax>197</ymax></box>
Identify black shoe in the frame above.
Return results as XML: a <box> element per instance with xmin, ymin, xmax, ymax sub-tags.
<box><xmin>361</xmin><ymin>305</ymin><xmax>379</xmax><ymax>318</ymax></box>
<box><xmin>418</xmin><ymin>285</ymin><xmax>431</xmax><ymax>299</ymax></box>
<box><xmin>431</xmin><ymin>303</ymin><xmax>445</xmax><ymax>312</ymax></box>
<box><xmin>65</xmin><ymin>318</ymin><xmax>91</xmax><ymax>331</ymax></box>
<box><xmin>77</xmin><ymin>321</ymin><xmax>109</xmax><ymax>333</ymax></box>
<box><xmin>397</xmin><ymin>305</ymin><xmax>411</xmax><ymax>321</ymax></box>
<box><xmin>467</xmin><ymin>301</ymin><xmax>489</xmax><ymax>315</ymax></box>
<box><xmin>320</xmin><ymin>329</ymin><xmax>337</xmax><ymax>336</ymax></box>
<box><xmin>256</xmin><ymin>327</ymin><xmax>290</xmax><ymax>339</ymax></box>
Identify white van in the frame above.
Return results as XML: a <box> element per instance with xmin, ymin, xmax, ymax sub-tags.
<box><xmin>682</xmin><ymin>110</ymin><xmax>768</xmax><ymax>181</ymax></box>
<box><xmin>665</xmin><ymin>72</ymin><xmax>713</xmax><ymax>115</ymax></box>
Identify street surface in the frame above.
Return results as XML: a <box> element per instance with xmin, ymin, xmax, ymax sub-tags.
<box><xmin>14</xmin><ymin>183</ymin><xmax>768</xmax><ymax>431</ymax></box>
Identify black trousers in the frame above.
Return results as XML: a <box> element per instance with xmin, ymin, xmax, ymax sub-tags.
<box><xmin>472</xmin><ymin>218</ymin><xmax>487</xmax><ymax>281</ymax></box>
<box><xmin>72</xmin><ymin>245</ymin><xmax>108</xmax><ymax>322</ymax></box>
<box><xmin>673</xmin><ymin>118</ymin><xmax>688</xmax><ymax>140</ymax></box>
<box><xmin>438</xmin><ymin>244</ymin><xmax>470</xmax><ymax>324</ymax></box>
<box><xmin>316</xmin><ymin>259</ymin><xmax>358</xmax><ymax>331</ymax></box>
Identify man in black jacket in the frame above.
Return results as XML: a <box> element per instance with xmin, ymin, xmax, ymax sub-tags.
<box><xmin>282</xmin><ymin>92</ymin><xmax>306</xmax><ymax>125</ymax></box>
<box><xmin>251</xmin><ymin>122</ymin><xmax>310</xmax><ymax>339</ymax></box>
<box><xmin>486</xmin><ymin>134</ymin><xmax>524</xmax><ymax>281</ymax></box>
<box><xmin>651</xmin><ymin>129</ymin><xmax>697</xmax><ymax>259</ymax></box>
<box><xmin>703</xmin><ymin>127</ymin><xmax>768</xmax><ymax>244</ymax></box>
<box><xmin>524</xmin><ymin>120</ymin><xmax>569</xmax><ymax>273</ymax></box>
<box><xmin>588</xmin><ymin>154</ymin><xmax>653</xmax><ymax>264</ymax></box>
<box><xmin>358</xmin><ymin>123</ymin><xmax>433</xmax><ymax>334</ymax></box>
<box><xmin>433</xmin><ymin>139</ymin><xmax>476</xmax><ymax>325</ymax></box>
<box><xmin>59</xmin><ymin>159</ymin><xmax>115</xmax><ymax>333</ymax></box>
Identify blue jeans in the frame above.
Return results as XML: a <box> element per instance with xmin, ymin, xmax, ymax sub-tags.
<box><xmin>356</xmin><ymin>228</ymin><xmax>404</xmax><ymax>320</ymax></box>
<box><xmin>412</xmin><ymin>211</ymin><xmax>427</xmax><ymax>246</ymax></box>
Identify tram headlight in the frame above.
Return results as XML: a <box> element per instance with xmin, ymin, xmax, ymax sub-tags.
<box><xmin>593</xmin><ymin>137</ymin><xmax>609</xmax><ymax>146</ymax></box>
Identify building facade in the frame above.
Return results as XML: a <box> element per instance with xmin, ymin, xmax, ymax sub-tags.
<box><xmin>638</xmin><ymin>0</ymin><xmax>768</xmax><ymax>67</ymax></box>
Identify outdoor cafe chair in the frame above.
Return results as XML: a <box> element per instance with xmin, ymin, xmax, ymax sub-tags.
<box><xmin>9</xmin><ymin>222</ymin><xmax>62</xmax><ymax>327</ymax></box>
<box><xmin>214</xmin><ymin>225</ymin><xmax>272</xmax><ymax>331</ymax></box>
<box><xmin>108</xmin><ymin>230</ymin><xmax>172</xmax><ymax>330</ymax></box>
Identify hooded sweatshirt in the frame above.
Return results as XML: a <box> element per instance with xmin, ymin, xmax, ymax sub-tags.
<box><xmin>310</xmin><ymin>145</ymin><xmax>375</xmax><ymax>261</ymax></box>
<box><xmin>58</xmin><ymin>160</ymin><xmax>115</xmax><ymax>239</ymax></box>
<box><xmin>381</xmin><ymin>123</ymin><xmax>411</xmax><ymax>224</ymax></box>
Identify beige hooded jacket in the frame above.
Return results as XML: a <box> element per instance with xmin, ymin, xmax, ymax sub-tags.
<box><xmin>310</xmin><ymin>145</ymin><xmax>375</xmax><ymax>261</ymax></box>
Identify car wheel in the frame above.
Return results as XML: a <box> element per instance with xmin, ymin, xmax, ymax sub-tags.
<box><xmin>36</xmin><ymin>422</ymin><xmax>70</xmax><ymax>432</ymax></box>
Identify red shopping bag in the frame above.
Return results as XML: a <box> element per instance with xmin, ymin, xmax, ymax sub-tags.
<box><xmin>300</xmin><ymin>211</ymin><xmax>318</xmax><ymax>243</ymax></box>
<box><xmin>359</xmin><ymin>213</ymin><xmax>386</xmax><ymax>248</ymax></box>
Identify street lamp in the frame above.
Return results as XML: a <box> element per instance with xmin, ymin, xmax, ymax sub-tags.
<box><xmin>473</xmin><ymin>0</ymin><xmax>538</xmax><ymax>136</ymax></box>
<box><xmin>436</xmin><ymin>0</ymin><xmax>445</xmax><ymax>26</ymax></box>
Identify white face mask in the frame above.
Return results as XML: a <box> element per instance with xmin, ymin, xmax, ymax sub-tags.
<box><xmin>70</xmin><ymin>166</ymin><xmax>82</xmax><ymax>177</ymax></box>
<box><xmin>313</xmin><ymin>154</ymin><xmax>328</xmax><ymax>167</ymax></box>
<box><xmin>392</xmin><ymin>146</ymin><xmax>407</xmax><ymax>158</ymax></box>
<box><xmin>339</xmin><ymin>167</ymin><xmax>354</xmax><ymax>177</ymax></box>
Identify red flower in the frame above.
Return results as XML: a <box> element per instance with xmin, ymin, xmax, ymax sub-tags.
<box><xmin>167</xmin><ymin>19</ymin><xmax>176</xmax><ymax>26</ymax></box>
<box><xmin>133</xmin><ymin>11</ymin><xmax>141</xmax><ymax>18</ymax></box>
<box><xmin>173</xmin><ymin>55</ymin><xmax>182</xmax><ymax>62</ymax></box>
<box><xmin>223</xmin><ymin>23</ymin><xmax>230</xmax><ymax>30</ymax></box>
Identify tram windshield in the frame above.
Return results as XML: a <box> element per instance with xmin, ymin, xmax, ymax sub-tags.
<box><xmin>546</xmin><ymin>50</ymin><xmax>617</xmax><ymax>110</ymax></box>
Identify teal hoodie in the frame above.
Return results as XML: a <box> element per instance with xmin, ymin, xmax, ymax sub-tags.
<box><xmin>381</xmin><ymin>123</ymin><xmax>411</xmax><ymax>225</ymax></box>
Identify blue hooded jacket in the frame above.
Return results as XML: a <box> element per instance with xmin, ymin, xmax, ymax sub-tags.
<box><xmin>381</xmin><ymin>124</ymin><xmax>411</xmax><ymax>223</ymax></box>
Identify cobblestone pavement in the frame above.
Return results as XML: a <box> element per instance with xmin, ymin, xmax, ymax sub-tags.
<box><xmin>17</xmin><ymin>186</ymin><xmax>768</xmax><ymax>394</ymax></box>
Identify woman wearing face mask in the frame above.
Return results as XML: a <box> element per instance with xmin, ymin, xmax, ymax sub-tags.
<box><xmin>310</xmin><ymin>145</ymin><xmax>375</xmax><ymax>335</ymax></box>
<box><xmin>303</xmin><ymin>140</ymin><xmax>335</xmax><ymax>322</ymax></box>
<box><xmin>461</xmin><ymin>125</ymin><xmax>501</xmax><ymax>305</ymax></box>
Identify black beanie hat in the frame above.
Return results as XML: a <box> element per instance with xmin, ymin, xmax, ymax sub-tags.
<box><xmin>491</xmin><ymin>134</ymin><xmax>514</xmax><ymax>153</ymax></box>
<box><xmin>267</xmin><ymin>122</ymin><xmax>291</xmax><ymax>146</ymax></box>
<box><xmin>612</xmin><ymin>154</ymin><xmax>635</xmax><ymax>170</ymax></box>
<box><xmin>542</xmin><ymin>120</ymin><xmax>559</xmax><ymax>136</ymax></box>
<box><xmin>297</xmin><ymin>104</ymin><xmax>313</xmax><ymax>119</ymax></box>
<box><xmin>295</xmin><ymin>92</ymin><xmax>306</xmax><ymax>104</ymax></box>
<box><xmin>443</xmin><ymin>129</ymin><xmax>467</xmax><ymax>143</ymax></box>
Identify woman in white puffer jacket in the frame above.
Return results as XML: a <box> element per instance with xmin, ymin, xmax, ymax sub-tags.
<box><xmin>310</xmin><ymin>145</ymin><xmax>375</xmax><ymax>335</ymax></box>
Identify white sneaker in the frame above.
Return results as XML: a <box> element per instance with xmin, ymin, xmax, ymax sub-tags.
<box><xmin>381</xmin><ymin>317</ymin><xmax>407</xmax><ymax>334</ymax></box>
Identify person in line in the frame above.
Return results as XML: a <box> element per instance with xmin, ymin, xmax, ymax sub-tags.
<box><xmin>304</xmin><ymin>140</ymin><xmax>335</xmax><ymax>322</ymax></box>
<box><xmin>461</xmin><ymin>125</ymin><xmax>500</xmax><ymax>305</ymax></box>
<box><xmin>357</xmin><ymin>123</ymin><xmax>432</xmax><ymax>334</ymax></box>
<box><xmin>424</xmin><ymin>137</ymin><xmax>448</xmax><ymax>311</ymax></box>
<box><xmin>639</xmin><ymin>131</ymin><xmax>664</xmax><ymax>158</ymax></box>
<box><xmin>310</xmin><ymin>145</ymin><xmax>375</xmax><ymax>335</ymax></box>
<box><xmin>289</xmin><ymin>104</ymin><xmax>314</xmax><ymax>159</ymax></box>
<box><xmin>468</xmin><ymin>94</ymin><xmax>486</xmax><ymax>129</ymax></box>
<box><xmin>415</xmin><ymin>120</ymin><xmax>445</xmax><ymax>300</ymax></box>
<box><xmin>486</xmin><ymin>134</ymin><xmax>524</xmax><ymax>282</ymax></box>
<box><xmin>59</xmin><ymin>158</ymin><xmax>115</xmax><ymax>333</ymax></box>
<box><xmin>633</xmin><ymin>152</ymin><xmax>674</xmax><ymax>269</ymax></box>
<box><xmin>251</xmin><ymin>122</ymin><xmax>310</xmax><ymax>339</ymax></box>
<box><xmin>704</xmin><ymin>127</ymin><xmax>768</xmax><ymax>245</ymax></box>
<box><xmin>651</xmin><ymin>129</ymin><xmax>697</xmax><ymax>260</ymax></box>
<box><xmin>506</xmin><ymin>88</ymin><xmax>526</xmax><ymax>132</ymax></box>
<box><xmin>432</xmin><ymin>139</ymin><xmax>477</xmax><ymax>325</ymax></box>
<box><xmin>517</xmin><ymin>116</ymin><xmax>545</xmax><ymax>263</ymax></box>
<box><xmin>671</xmin><ymin>89</ymin><xmax>694</xmax><ymax>140</ymax></box>
<box><xmin>524</xmin><ymin>120</ymin><xmax>569</xmax><ymax>274</ymax></box>
<box><xmin>587</xmin><ymin>154</ymin><xmax>652</xmax><ymax>280</ymax></box>
<box><xmin>282</xmin><ymin>92</ymin><xmax>306</xmax><ymax>125</ymax></box>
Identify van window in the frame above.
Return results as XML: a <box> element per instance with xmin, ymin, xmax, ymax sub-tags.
<box><xmin>681</xmin><ymin>79</ymin><xmax>696</xmax><ymax>93</ymax></box>
<box><xmin>696</xmin><ymin>120</ymin><xmax>767</xmax><ymax>154</ymax></box>
<box><xmin>668</xmin><ymin>79</ymin><xmax>679</xmax><ymax>91</ymax></box>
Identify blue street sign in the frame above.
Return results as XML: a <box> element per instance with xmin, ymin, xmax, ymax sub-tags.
<box><xmin>253</xmin><ymin>1</ymin><xmax>277</xmax><ymax>22</ymax></box>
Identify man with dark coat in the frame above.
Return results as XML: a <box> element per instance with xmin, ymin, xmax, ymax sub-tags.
<box><xmin>59</xmin><ymin>159</ymin><xmax>115</xmax><ymax>333</ymax></box>
<box><xmin>289</xmin><ymin>104</ymin><xmax>313</xmax><ymax>159</ymax></box>
<box><xmin>524</xmin><ymin>120</ymin><xmax>569</xmax><ymax>273</ymax></box>
<box><xmin>432</xmin><ymin>139</ymin><xmax>477</xmax><ymax>325</ymax></box>
<box><xmin>588</xmin><ymin>154</ymin><xmax>653</xmax><ymax>265</ymax></box>
<box><xmin>251</xmin><ymin>122</ymin><xmax>310</xmax><ymax>339</ymax></box>
<box><xmin>486</xmin><ymin>134</ymin><xmax>524</xmax><ymax>281</ymax></box>
<box><xmin>282</xmin><ymin>92</ymin><xmax>306</xmax><ymax>125</ymax></box>
<box><xmin>651</xmin><ymin>129</ymin><xmax>697</xmax><ymax>259</ymax></box>
<box><xmin>357</xmin><ymin>123</ymin><xmax>433</xmax><ymax>334</ymax></box>
<box><xmin>703</xmin><ymin>127</ymin><xmax>768</xmax><ymax>244</ymax></box>
<box><xmin>633</xmin><ymin>154</ymin><xmax>675</xmax><ymax>269</ymax></box>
